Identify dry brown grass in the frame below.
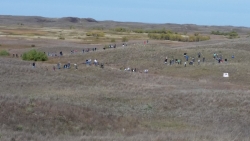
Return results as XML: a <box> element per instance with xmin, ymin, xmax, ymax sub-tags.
<box><xmin>1</xmin><ymin>26</ymin><xmax>250</xmax><ymax>141</ymax></box>
<box><xmin>0</xmin><ymin>28</ymin><xmax>48</xmax><ymax>36</ymax></box>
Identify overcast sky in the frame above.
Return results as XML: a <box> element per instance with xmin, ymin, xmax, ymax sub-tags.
<box><xmin>1</xmin><ymin>0</ymin><xmax>249</xmax><ymax>27</ymax></box>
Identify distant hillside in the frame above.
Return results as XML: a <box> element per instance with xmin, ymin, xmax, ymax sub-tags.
<box><xmin>0</xmin><ymin>15</ymin><xmax>250</xmax><ymax>34</ymax></box>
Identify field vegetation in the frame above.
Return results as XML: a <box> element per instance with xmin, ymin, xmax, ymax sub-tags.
<box><xmin>22</xmin><ymin>49</ymin><xmax>48</xmax><ymax>61</ymax></box>
<box><xmin>0</xmin><ymin>21</ymin><xmax>250</xmax><ymax>141</ymax></box>
<box><xmin>211</xmin><ymin>31</ymin><xmax>239</xmax><ymax>39</ymax></box>
<box><xmin>0</xmin><ymin>50</ymin><xmax>10</xmax><ymax>56</ymax></box>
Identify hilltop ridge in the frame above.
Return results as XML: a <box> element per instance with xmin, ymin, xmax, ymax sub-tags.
<box><xmin>0</xmin><ymin>15</ymin><xmax>250</xmax><ymax>34</ymax></box>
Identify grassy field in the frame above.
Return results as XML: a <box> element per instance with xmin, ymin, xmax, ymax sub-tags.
<box><xmin>1</xmin><ymin>25</ymin><xmax>250</xmax><ymax>141</ymax></box>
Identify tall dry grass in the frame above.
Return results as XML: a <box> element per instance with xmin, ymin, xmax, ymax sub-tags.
<box><xmin>1</xmin><ymin>37</ymin><xmax>250</xmax><ymax>140</ymax></box>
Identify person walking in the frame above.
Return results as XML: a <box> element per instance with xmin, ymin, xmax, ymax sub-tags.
<box><xmin>32</xmin><ymin>62</ymin><xmax>36</xmax><ymax>68</ymax></box>
<box><xmin>192</xmin><ymin>57</ymin><xmax>195</xmax><ymax>62</ymax></box>
<box><xmin>165</xmin><ymin>56</ymin><xmax>168</xmax><ymax>64</ymax></box>
<box><xmin>213</xmin><ymin>53</ymin><xmax>216</xmax><ymax>59</ymax></box>
<box><xmin>57</xmin><ymin>63</ymin><xmax>61</xmax><ymax>69</ymax></box>
<box><xmin>186</xmin><ymin>55</ymin><xmax>189</xmax><ymax>61</ymax></box>
<box><xmin>94</xmin><ymin>59</ymin><xmax>98</xmax><ymax>66</ymax></box>
<box><xmin>198</xmin><ymin>52</ymin><xmax>201</xmax><ymax>58</ymax></box>
<box><xmin>67</xmin><ymin>62</ymin><xmax>70</xmax><ymax>69</ymax></box>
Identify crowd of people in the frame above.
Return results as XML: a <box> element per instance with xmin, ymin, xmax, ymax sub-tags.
<box><xmin>164</xmin><ymin>51</ymin><xmax>234</xmax><ymax>67</ymax></box>
<box><xmin>28</xmin><ymin>40</ymin><xmax>237</xmax><ymax>75</ymax></box>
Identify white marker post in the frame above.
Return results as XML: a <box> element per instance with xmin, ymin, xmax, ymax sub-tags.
<box><xmin>223</xmin><ymin>73</ymin><xmax>229</xmax><ymax>77</ymax></box>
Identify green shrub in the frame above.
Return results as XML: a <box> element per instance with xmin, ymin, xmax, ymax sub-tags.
<box><xmin>113</xmin><ymin>27</ymin><xmax>127</xmax><ymax>32</ymax></box>
<box><xmin>0</xmin><ymin>50</ymin><xmax>10</xmax><ymax>56</ymax></box>
<box><xmin>15</xmin><ymin>125</ymin><xmax>23</xmax><ymax>131</ymax></box>
<box><xmin>111</xmin><ymin>38</ymin><xmax>116</xmax><ymax>42</ymax></box>
<box><xmin>58</xmin><ymin>36</ymin><xmax>65</xmax><ymax>40</ymax></box>
<box><xmin>122</xmin><ymin>36</ymin><xmax>129</xmax><ymax>42</ymax></box>
<box><xmin>103</xmin><ymin>45</ymin><xmax>109</xmax><ymax>49</ymax></box>
<box><xmin>148</xmin><ymin>33</ymin><xmax>210</xmax><ymax>42</ymax></box>
<box><xmin>133</xmin><ymin>29</ymin><xmax>144</xmax><ymax>33</ymax></box>
<box><xmin>211</xmin><ymin>31</ymin><xmax>238</xmax><ymax>39</ymax></box>
<box><xmin>86</xmin><ymin>32</ymin><xmax>92</xmax><ymax>36</ymax></box>
<box><xmin>22</xmin><ymin>49</ymin><xmax>48</xmax><ymax>61</ymax></box>
<box><xmin>86</xmin><ymin>31</ymin><xmax>105</xmax><ymax>37</ymax></box>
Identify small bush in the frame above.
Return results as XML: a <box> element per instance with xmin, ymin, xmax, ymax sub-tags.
<box><xmin>103</xmin><ymin>45</ymin><xmax>109</xmax><ymax>49</ymax></box>
<box><xmin>58</xmin><ymin>36</ymin><xmax>65</xmax><ymax>40</ymax></box>
<box><xmin>0</xmin><ymin>50</ymin><xmax>10</xmax><ymax>56</ymax></box>
<box><xmin>211</xmin><ymin>30</ymin><xmax>239</xmax><ymax>39</ymax></box>
<box><xmin>111</xmin><ymin>38</ymin><xmax>116</xmax><ymax>42</ymax></box>
<box><xmin>86</xmin><ymin>31</ymin><xmax>105</xmax><ymax>37</ymax></box>
<box><xmin>86</xmin><ymin>32</ymin><xmax>92</xmax><ymax>36</ymax></box>
<box><xmin>15</xmin><ymin>125</ymin><xmax>23</xmax><ymax>131</ymax></box>
<box><xmin>113</xmin><ymin>27</ymin><xmax>127</xmax><ymax>32</ymax></box>
<box><xmin>31</xmin><ymin>44</ymin><xmax>36</xmax><ymax>47</ymax></box>
<box><xmin>22</xmin><ymin>49</ymin><xmax>48</xmax><ymax>61</ymax></box>
<box><xmin>122</xmin><ymin>36</ymin><xmax>129</xmax><ymax>42</ymax></box>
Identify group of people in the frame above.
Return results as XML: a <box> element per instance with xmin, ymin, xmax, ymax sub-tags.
<box><xmin>47</xmin><ymin>52</ymin><xmax>60</xmax><ymax>57</ymax></box>
<box><xmin>103</xmin><ymin>44</ymin><xmax>117</xmax><ymax>50</ymax></box>
<box><xmin>82</xmin><ymin>48</ymin><xmax>97</xmax><ymax>53</ymax></box>
<box><xmin>124</xmin><ymin>67</ymin><xmax>149</xmax><ymax>73</ymax></box>
<box><xmin>47</xmin><ymin>48</ymin><xmax>98</xmax><ymax>57</ymax></box>
<box><xmin>53</xmin><ymin>58</ymin><xmax>102</xmax><ymax>71</ymax></box>
<box><xmin>124</xmin><ymin>67</ymin><xmax>137</xmax><ymax>72</ymax></box>
<box><xmin>183</xmin><ymin>52</ymin><xmax>205</xmax><ymax>66</ymax></box>
<box><xmin>213</xmin><ymin>52</ymin><xmax>231</xmax><ymax>63</ymax></box>
<box><xmin>164</xmin><ymin>51</ymin><xmax>234</xmax><ymax>67</ymax></box>
<box><xmin>85</xmin><ymin>59</ymin><xmax>99</xmax><ymax>66</ymax></box>
<box><xmin>12</xmin><ymin>53</ymin><xmax>20</xmax><ymax>58</ymax></box>
<box><xmin>86</xmin><ymin>59</ymin><xmax>104</xmax><ymax>68</ymax></box>
<box><xmin>165</xmin><ymin>57</ymin><xmax>182</xmax><ymax>65</ymax></box>
<box><xmin>103</xmin><ymin>43</ymin><xmax>129</xmax><ymax>50</ymax></box>
<box><xmin>53</xmin><ymin>62</ymin><xmax>76</xmax><ymax>70</ymax></box>
<box><xmin>122</xmin><ymin>43</ymin><xmax>127</xmax><ymax>47</ymax></box>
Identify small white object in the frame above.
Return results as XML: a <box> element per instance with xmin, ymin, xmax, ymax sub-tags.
<box><xmin>223</xmin><ymin>73</ymin><xmax>229</xmax><ymax>77</ymax></box>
